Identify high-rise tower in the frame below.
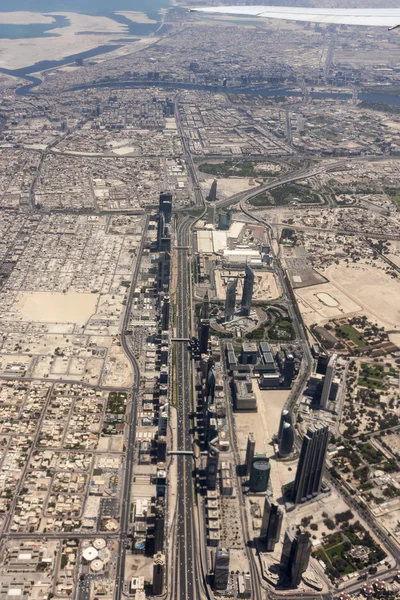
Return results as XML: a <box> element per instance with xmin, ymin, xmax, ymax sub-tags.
<box><xmin>320</xmin><ymin>353</ymin><xmax>337</xmax><ymax>409</ymax></box>
<box><xmin>225</xmin><ymin>279</ymin><xmax>237</xmax><ymax>322</ymax></box>
<box><xmin>152</xmin><ymin>552</ymin><xmax>165</xmax><ymax>595</ymax></box>
<box><xmin>261</xmin><ymin>497</ymin><xmax>283</xmax><ymax>551</ymax></box>
<box><xmin>214</xmin><ymin>548</ymin><xmax>230</xmax><ymax>590</ymax></box>
<box><xmin>161</xmin><ymin>295</ymin><xmax>170</xmax><ymax>331</ymax></box>
<box><xmin>240</xmin><ymin>264</ymin><xmax>255</xmax><ymax>317</ymax></box>
<box><xmin>279</xmin><ymin>422</ymin><xmax>294</xmax><ymax>459</ymax></box>
<box><xmin>280</xmin><ymin>528</ymin><xmax>311</xmax><ymax>587</ymax></box>
<box><xmin>292</xmin><ymin>423</ymin><xmax>329</xmax><ymax>504</ymax></box>
<box><xmin>207</xmin><ymin>179</ymin><xmax>217</xmax><ymax>202</ymax></box>
<box><xmin>277</xmin><ymin>409</ymin><xmax>292</xmax><ymax>442</ymax></box>
<box><xmin>283</xmin><ymin>352</ymin><xmax>295</xmax><ymax>387</ymax></box>
<box><xmin>199</xmin><ymin>320</ymin><xmax>210</xmax><ymax>355</ymax></box>
<box><xmin>201</xmin><ymin>291</ymin><xmax>210</xmax><ymax>320</ymax></box>
<box><xmin>245</xmin><ymin>432</ymin><xmax>255</xmax><ymax>476</ymax></box>
<box><xmin>159</xmin><ymin>191</ymin><xmax>172</xmax><ymax>224</ymax></box>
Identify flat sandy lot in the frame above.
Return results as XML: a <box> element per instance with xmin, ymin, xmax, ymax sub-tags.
<box><xmin>295</xmin><ymin>282</ymin><xmax>361</xmax><ymax>325</ymax></box>
<box><xmin>16</xmin><ymin>292</ymin><xmax>98</xmax><ymax>326</ymax></box>
<box><xmin>326</xmin><ymin>263</ymin><xmax>400</xmax><ymax>328</ymax></box>
<box><xmin>200</xmin><ymin>176</ymin><xmax>258</xmax><ymax>199</ymax></box>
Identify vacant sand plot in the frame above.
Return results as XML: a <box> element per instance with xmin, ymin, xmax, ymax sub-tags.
<box><xmin>295</xmin><ymin>283</ymin><xmax>361</xmax><ymax>326</ymax></box>
<box><xmin>16</xmin><ymin>292</ymin><xmax>98</xmax><ymax>326</ymax></box>
<box><xmin>326</xmin><ymin>263</ymin><xmax>400</xmax><ymax>328</ymax></box>
<box><xmin>200</xmin><ymin>176</ymin><xmax>258</xmax><ymax>199</ymax></box>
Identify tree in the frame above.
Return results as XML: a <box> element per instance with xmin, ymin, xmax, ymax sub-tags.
<box><xmin>324</xmin><ymin>518</ymin><xmax>335</xmax><ymax>530</ymax></box>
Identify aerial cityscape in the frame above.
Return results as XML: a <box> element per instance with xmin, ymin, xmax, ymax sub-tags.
<box><xmin>0</xmin><ymin>1</ymin><xmax>399</xmax><ymax>599</ymax></box>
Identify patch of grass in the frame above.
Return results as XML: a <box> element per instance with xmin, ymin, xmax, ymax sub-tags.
<box><xmin>268</xmin><ymin>316</ymin><xmax>295</xmax><ymax>341</ymax></box>
<box><xmin>360</xmin><ymin>363</ymin><xmax>385</xmax><ymax>379</ymax></box>
<box><xmin>359</xmin><ymin>442</ymin><xmax>384</xmax><ymax>465</ymax></box>
<box><xmin>358</xmin><ymin>377</ymin><xmax>387</xmax><ymax>390</ymax></box>
<box><xmin>107</xmin><ymin>392</ymin><xmax>127</xmax><ymax>414</ymax></box>
<box><xmin>249</xmin><ymin>183</ymin><xmax>320</xmax><ymax>207</ymax></box>
<box><xmin>246</xmin><ymin>324</ymin><xmax>266</xmax><ymax>340</ymax></box>
<box><xmin>339</xmin><ymin>325</ymin><xmax>366</xmax><ymax>347</ymax></box>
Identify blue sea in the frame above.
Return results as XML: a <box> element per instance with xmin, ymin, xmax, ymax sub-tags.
<box><xmin>0</xmin><ymin>0</ymin><xmax>171</xmax><ymax>38</ymax></box>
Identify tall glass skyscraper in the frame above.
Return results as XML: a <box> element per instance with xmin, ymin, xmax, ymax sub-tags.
<box><xmin>240</xmin><ymin>264</ymin><xmax>255</xmax><ymax>317</ymax></box>
<box><xmin>292</xmin><ymin>423</ymin><xmax>329</xmax><ymax>504</ymax></box>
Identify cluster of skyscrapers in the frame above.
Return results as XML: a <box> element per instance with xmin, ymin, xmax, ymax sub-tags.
<box><xmin>148</xmin><ymin>191</ymin><xmax>174</xmax><ymax>596</ymax></box>
<box><xmin>224</xmin><ymin>263</ymin><xmax>255</xmax><ymax>322</ymax></box>
<box><xmin>246</xmin><ymin>415</ymin><xmax>329</xmax><ymax>587</ymax></box>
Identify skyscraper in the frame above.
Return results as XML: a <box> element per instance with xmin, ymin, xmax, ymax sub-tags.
<box><xmin>261</xmin><ymin>497</ymin><xmax>283</xmax><ymax>551</ymax></box>
<box><xmin>206</xmin><ymin>442</ymin><xmax>219</xmax><ymax>490</ymax></box>
<box><xmin>218</xmin><ymin>209</ymin><xmax>232</xmax><ymax>230</ymax></box>
<box><xmin>249</xmin><ymin>456</ymin><xmax>270</xmax><ymax>492</ymax></box>
<box><xmin>279</xmin><ymin>422</ymin><xmax>294</xmax><ymax>459</ymax></box>
<box><xmin>157</xmin><ymin>211</ymin><xmax>165</xmax><ymax>251</ymax></box>
<box><xmin>280</xmin><ymin>528</ymin><xmax>311</xmax><ymax>587</ymax></box>
<box><xmin>225</xmin><ymin>279</ymin><xmax>237</xmax><ymax>322</ymax></box>
<box><xmin>214</xmin><ymin>547</ymin><xmax>230</xmax><ymax>590</ymax></box>
<box><xmin>207</xmin><ymin>366</ymin><xmax>216</xmax><ymax>402</ymax></box>
<box><xmin>320</xmin><ymin>353</ymin><xmax>337</xmax><ymax>409</ymax></box>
<box><xmin>161</xmin><ymin>295</ymin><xmax>170</xmax><ymax>331</ymax></box>
<box><xmin>154</xmin><ymin>506</ymin><xmax>165</xmax><ymax>553</ymax></box>
<box><xmin>152</xmin><ymin>552</ymin><xmax>165</xmax><ymax>595</ymax></box>
<box><xmin>240</xmin><ymin>264</ymin><xmax>255</xmax><ymax>317</ymax></box>
<box><xmin>159</xmin><ymin>191</ymin><xmax>172</xmax><ymax>224</ymax></box>
<box><xmin>245</xmin><ymin>432</ymin><xmax>255</xmax><ymax>476</ymax></box>
<box><xmin>277</xmin><ymin>409</ymin><xmax>292</xmax><ymax>442</ymax></box>
<box><xmin>206</xmin><ymin>203</ymin><xmax>216</xmax><ymax>225</ymax></box>
<box><xmin>200</xmin><ymin>291</ymin><xmax>210</xmax><ymax>321</ymax></box>
<box><xmin>292</xmin><ymin>423</ymin><xmax>329</xmax><ymax>504</ymax></box>
<box><xmin>207</xmin><ymin>179</ymin><xmax>217</xmax><ymax>202</ymax></box>
<box><xmin>199</xmin><ymin>320</ymin><xmax>210</xmax><ymax>355</ymax></box>
<box><xmin>283</xmin><ymin>352</ymin><xmax>295</xmax><ymax>387</ymax></box>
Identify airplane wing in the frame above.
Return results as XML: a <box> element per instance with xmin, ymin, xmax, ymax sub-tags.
<box><xmin>190</xmin><ymin>5</ymin><xmax>400</xmax><ymax>28</ymax></box>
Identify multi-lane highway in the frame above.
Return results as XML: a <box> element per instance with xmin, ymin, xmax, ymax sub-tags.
<box><xmin>173</xmin><ymin>215</ymin><xmax>201</xmax><ymax>600</ymax></box>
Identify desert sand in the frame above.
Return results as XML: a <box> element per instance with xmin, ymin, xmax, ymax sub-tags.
<box><xmin>326</xmin><ymin>262</ymin><xmax>400</xmax><ymax>328</ymax></box>
<box><xmin>16</xmin><ymin>291</ymin><xmax>99</xmax><ymax>326</ymax></box>
<box><xmin>295</xmin><ymin>282</ymin><xmax>361</xmax><ymax>325</ymax></box>
<box><xmin>201</xmin><ymin>176</ymin><xmax>258</xmax><ymax>199</ymax></box>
